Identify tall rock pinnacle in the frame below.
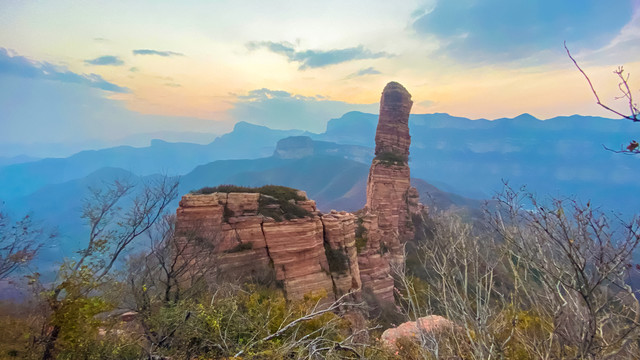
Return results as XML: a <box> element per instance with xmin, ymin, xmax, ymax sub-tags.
<box><xmin>358</xmin><ymin>82</ymin><xmax>420</xmax><ymax>302</ymax></box>
<box><xmin>374</xmin><ymin>81</ymin><xmax>413</xmax><ymax>160</ymax></box>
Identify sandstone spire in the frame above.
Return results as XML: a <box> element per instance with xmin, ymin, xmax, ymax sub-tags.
<box><xmin>357</xmin><ymin>81</ymin><xmax>420</xmax><ymax>302</ymax></box>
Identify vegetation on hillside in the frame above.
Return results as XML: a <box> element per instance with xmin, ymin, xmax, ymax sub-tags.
<box><xmin>192</xmin><ymin>184</ymin><xmax>306</xmax><ymax>201</ymax></box>
<box><xmin>2</xmin><ymin>177</ymin><xmax>640</xmax><ymax>359</ymax></box>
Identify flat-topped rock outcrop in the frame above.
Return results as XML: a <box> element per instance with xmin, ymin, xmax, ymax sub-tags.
<box><xmin>175</xmin><ymin>185</ymin><xmax>361</xmax><ymax>300</ymax></box>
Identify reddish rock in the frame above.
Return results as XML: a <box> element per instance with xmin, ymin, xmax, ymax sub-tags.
<box><xmin>356</xmin><ymin>213</ymin><xmax>394</xmax><ymax>303</ymax></box>
<box><xmin>359</xmin><ymin>81</ymin><xmax>421</xmax><ymax>302</ymax></box>
<box><xmin>321</xmin><ymin>212</ymin><xmax>362</xmax><ymax>297</ymax></box>
<box><xmin>381</xmin><ymin>315</ymin><xmax>454</xmax><ymax>349</ymax></box>
<box><xmin>226</xmin><ymin>192</ymin><xmax>260</xmax><ymax>216</ymax></box>
<box><xmin>175</xmin><ymin>191</ymin><xmax>357</xmax><ymax>301</ymax></box>
<box><xmin>374</xmin><ymin>82</ymin><xmax>413</xmax><ymax>158</ymax></box>
<box><xmin>296</xmin><ymin>200</ymin><xmax>317</xmax><ymax>213</ymax></box>
<box><xmin>263</xmin><ymin>217</ymin><xmax>334</xmax><ymax>299</ymax></box>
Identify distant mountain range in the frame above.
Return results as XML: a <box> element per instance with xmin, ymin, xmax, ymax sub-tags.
<box><xmin>2</xmin><ymin>110</ymin><xmax>639</xmax><ymax>269</ymax></box>
<box><xmin>317</xmin><ymin>111</ymin><xmax>640</xmax><ymax>214</ymax></box>
<box><xmin>0</xmin><ymin>122</ymin><xmax>306</xmax><ymax>200</ymax></box>
<box><xmin>4</xmin><ymin>148</ymin><xmax>483</xmax><ymax>270</ymax></box>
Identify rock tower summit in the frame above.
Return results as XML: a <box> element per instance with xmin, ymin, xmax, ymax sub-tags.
<box><xmin>374</xmin><ymin>81</ymin><xmax>413</xmax><ymax>159</ymax></box>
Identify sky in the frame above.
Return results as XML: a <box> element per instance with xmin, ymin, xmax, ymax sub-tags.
<box><xmin>1</xmin><ymin>0</ymin><xmax>640</xmax><ymax>152</ymax></box>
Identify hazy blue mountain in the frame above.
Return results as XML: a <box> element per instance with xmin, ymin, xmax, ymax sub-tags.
<box><xmin>315</xmin><ymin>111</ymin><xmax>378</xmax><ymax>146</ymax></box>
<box><xmin>318</xmin><ymin>111</ymin><xmax>640</xmax><ymax>215</ymax></box>
<box><xmin>2</xmin><ymin>110</ymin><xmax>639</xmax><ymax>219</ymax></box>
<box><xmin>116</xmin><ymin>131</ymin><xmax>219</xmax><ymax>147</ymax></box>
<box><xmin>0</xmin><ymin>154</ymin><xmax>39</xmax><ymax>167</ymax></box>
<box><xmin>4</xmin><ymin>167</ymin><xmax>160</xmax><ymax>272</ymax></box>
<box><xmin>0</xmin><ymin>122</ymin><xmax>305</xmax><ymax>200</ymax></box>
<box><xmin>411</xmin><ymin>178</ymin><xmax>487</xmax><ymax>221</ymax></box>
<box><xmin>273</xmin><ymin>136</ymin><xmax>373</xmax><ymax>164</ymax></box>
<box><xmin>4</xmin><ymin>141</ymin><xmax>487</xmax><ymax>271</ymax></box>
<box><xmin>0</xmin><ymin>131</ymin><xmax>220</xmax><ymax>159</ymax></box>
<box><xmin>179</xmin><ymin>155</ymin><xmax>369</xmax><ymax>212</ymax></box>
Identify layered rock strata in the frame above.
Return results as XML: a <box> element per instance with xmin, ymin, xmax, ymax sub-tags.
<box><xmin>358</xmin><ymin>81</ymin><xmax>419</xmax><ymax>302</ymax></box>
<box><xmin>374</xmin><ymin>82</ymin><xmax>413</xmax><ymax>158</ymax></box>
<box><xmin>175</xmin><ymin>191</ymin><xmax>361</xmax><ymax>300</ymax></box>
<box><xmin>321</xmin><ymin>210</ymin><xmax>362</xmax><ymax>297</ymax></box>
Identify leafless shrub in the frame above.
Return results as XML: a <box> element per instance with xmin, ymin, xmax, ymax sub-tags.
<box><xmin>491</xmin><ymin>184</ymin><xmax>640</xmax><ymax>359</ymax></box>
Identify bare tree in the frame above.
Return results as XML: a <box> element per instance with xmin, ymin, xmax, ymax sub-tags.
<box><xmin>565</xmin><ymin>42</ymin><xmax>639</xmax><ymax>154</ymax></box>
<box><xmin>0</xmin><ymin>210</ymin><xmax>52</xmax><ymax>279</ymax></box>
<box><xmin>233</xmin><ymin>291</ymin><xmax>365</xmax><ymax>359</ymax></box>
<box><xmin>392</xmin><ymin>186</ymin><xmax>640</xmax><ymax>359</ymax></box>
<box><xmin>39</xmin><ymin>176</ymin><xmax>178</xmax><ymax>360</ymax></box>
<box><xmin>491</xmin><ymin>185</ymin><xmax>640</xmax><ymax>359</ymax></box>
<box><xmin>395</xmin><ymin>210</ymin><xmax>514</xmax><ymax>359</ymax></box>
<box><xmin>126</xmin><ymin>214</ymin><xmax>219</xmax><ymax>357</ymax></box>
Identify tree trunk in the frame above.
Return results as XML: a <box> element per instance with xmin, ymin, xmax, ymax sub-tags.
<box><xmin>41</xmin><ymin>324</ymin><xmax>60</xmax><ymax>360</ymax></box>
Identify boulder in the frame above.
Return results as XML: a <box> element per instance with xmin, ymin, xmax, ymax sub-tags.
<box><xmin>381</xmin><ymin>315</ymin><xmax>454</xmax><ymax>349</ymax></box>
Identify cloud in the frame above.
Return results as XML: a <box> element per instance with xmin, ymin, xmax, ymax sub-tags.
<box><xmin>0</xmin><ymin>48</ymin><xmax>128</xmax><ymax>92</ymax></box>
<box><xmin>230</xmin><ymin>88</ymin><xmax>377</xmax><ymax>132</ymax></box>
<box><xmin>237</xmin><ymin>88</ymin><xmax>317</xmax><ymax>101</ymax></box>
<box><xmin>0</xmin><ymin>75</ymin><xmax>232</xmax><ymax>154</ymax></box>
<box><xmin>133</xmin><ymin>49</ymin><xmax>184</xmax><ymax>57</ymax></box>
<box><xmin>346</xmin><ymin>67</ymin><xmax>381</xmax><ymax>78</ymax></box>
<box><xmin>418</xmin><ymin>100</ymin><xmax>434</xmax><ymax>107</ymax></box>
<box><xmin>412</xmin><ymin>0</ymin><xmax>634</xmax><ymax>62</ymax></box>
<box><xmin>246</xmin><ymin>41</ymin><xmax>392</xmax><ymax>70</ymax></box>
<box><xmin>164</xmin><ymin>82</ymin><xmax>181</xmax><ymax>87</ymax></box>
<box><xmin>84</xmin><ymin>55</ymin><xmax>124</xmax><ymax>66</ymax></box>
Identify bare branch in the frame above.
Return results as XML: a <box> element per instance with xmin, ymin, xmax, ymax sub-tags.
<box><xmin>565</xmin><ymin>42</ymin><xmax>639</xmax><ymax>122</ymax></box>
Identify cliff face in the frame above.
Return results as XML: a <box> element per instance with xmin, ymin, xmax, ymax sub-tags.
<box><xmin>358</xmin><ymin>82</ymin><xmax>420</xmax><ymax>302</ymax></box>
<box><xmin>175</xmin><ymin>190</ymin><xmax>361</xmax><ymax>300</ymax></box>
<box><xmin>175</xmin><ymin>81</ymin><xmax>421</xmax><ymax>304</ymax></box>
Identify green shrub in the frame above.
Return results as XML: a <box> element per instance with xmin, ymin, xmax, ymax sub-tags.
<box><xmin>355</xmin><ymin>237</ymin><xmax>368</xmax><ymax>253</ymax></box>
<box><xmin>374</xmin><ymin>151</ymin><xmax>407</xmax><ymax>165</ymax></box>
<box><xmin>192</xmin><ymin>185</ymin><xmax>311</xmax><ymax>222</ymax></box>
<box><xmin>355</xmin><ymin>217</ymin><xmax>368</xmax><ymax>253</ymax></box>
<box><xmin>192</xmin><ymin>184</ymin><xmax>306</xmax><ymax>201</ymax></box>
<box><xmin>258</xmin><ymin>194</ymin><xmax>311</xmax><ymax>222</ymax></box>
<box><xmin>323</xmin><ymin>243</ymin><xmax>349</xmax><ymax>274</ymax></box>
<box><xmin>355</xmin><ymin>217</ymin><xmax>366</xmax><ymax>238</ymax></box>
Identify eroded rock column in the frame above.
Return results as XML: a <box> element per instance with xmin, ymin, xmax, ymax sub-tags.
<box><xmin>358</xmin><ymin>81</ymin><xmax>417</xmax><ymax>302</ymax></box>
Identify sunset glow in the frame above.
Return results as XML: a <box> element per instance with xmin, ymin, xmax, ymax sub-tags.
<box><xmin>2</xmin><ymin>0</ymin><xmax>639</xmax><ymax>141</ymax></box>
